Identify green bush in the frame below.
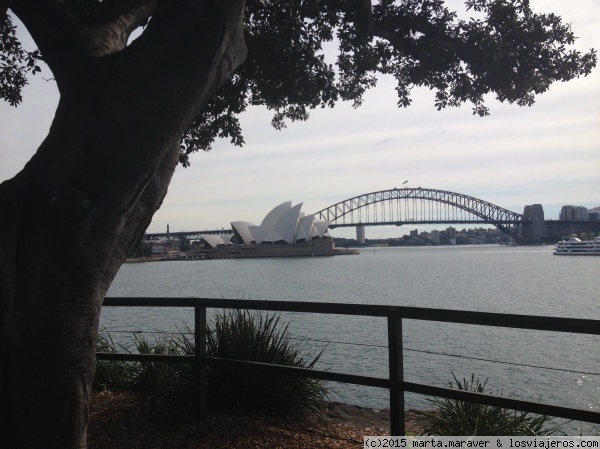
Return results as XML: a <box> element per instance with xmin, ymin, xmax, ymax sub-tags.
<box><xmin>418</xmin><ymin>373</ymin><xmax>563</xmax><ymax>436</ymax></box>
<box><xmin>94</xmin><ymin>333</ymin><xmax>137</xmax><ymax>391</ymax></box>
<box><xmin>206</xmin><ymin>309</ymin><xmax>329</xmax><ymax>417</ymax></box>
<box><xmin>94</xmin><ymin>331</ymin><xmax>194</xmax><ymax>390</ymax></box>
<box><xmin>94</xmin><ymin>310</ymin><xmax>329</xmax><ymax>419</ymax></box>
<box><xmin>133</xmin><ymin>331</ymin><xmax>195</xmax><ymax>391</ymax></box>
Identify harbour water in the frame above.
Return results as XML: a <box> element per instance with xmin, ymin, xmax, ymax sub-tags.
<box><xmin>103</xmin><ymin>245</ymin><xmax>600</xmax><ymax>433</ymax></box>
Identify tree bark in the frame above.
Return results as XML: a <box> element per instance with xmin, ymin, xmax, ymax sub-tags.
<box><xmin>0</xmin><ymin>1</ymin><xmax>247</xmax><ymax>447</ymax></box>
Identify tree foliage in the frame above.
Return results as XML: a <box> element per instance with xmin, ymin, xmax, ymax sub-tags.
<box><xmin>0</xmin><ymin>2</ymin><xmax>596</xmax><ymax>447</ymax></box>
<box><xmin>0</xmin><ymin>15</ymin><xmax>41</xmax><ymax>106</ymax></box>
<box><xmin>178</xmin><ymin>0</ymin><xmax>599</xmax><ymax>166</ymax></box>
<box><xmin>2</xmin><ymin>0</ymin><xmax>597</xmax><ymax>161</ymax></box>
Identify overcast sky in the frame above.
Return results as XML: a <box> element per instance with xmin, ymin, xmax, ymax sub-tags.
<box><xmin>1</xmin><ymin>1</ymin><xmax>599</xmax><ymax>240</ymax></box>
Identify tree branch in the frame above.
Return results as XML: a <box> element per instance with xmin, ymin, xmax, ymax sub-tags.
<box><xmin>9</xmin><ymin>0</ymin><xmax>157</xmax><ymax>92</ymax></box>
<box><xmin>355</xmin><ymin>0</ymin><xmax>372</xmax><ymax>38</ymax></box>
<box><xmin>372</xmin><ymin>5</ymin><xmax>460</xmax><ymax>57</ymax></box>
<box><xmin>9</xmin><ymin>0</ymin><xmax>89</xmax><ymax>88</ymax></box>
<box><xmin>0</xmin><ymin>0</ymin><xmax>10</xmax><ymax>18</ymax></box>
<box><xmin>84</xmin><ymin>0</ymin><xmax>157</xmax><ymax>51</ymax></box>
<box><xmin>36</xmin><ymin>0</ymin><xmax>249</xmax><ymax>237</ymax></box>
<box><xmin>115</xmin><ymin>0</ymin><xmax>248</xmax><ymax>136</ymax></box>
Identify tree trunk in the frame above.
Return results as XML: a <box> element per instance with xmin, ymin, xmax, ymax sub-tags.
<box><xmin>0</xmin><ymin>1</ymin><xmax>247</xmax><ymax>447</ymax></box>
<box><xmin>0</xmin><ymin>132</ymin><xmax>179</xmax><ymax>449</ymax></box>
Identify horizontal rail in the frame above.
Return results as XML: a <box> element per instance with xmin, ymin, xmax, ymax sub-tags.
<box><xmin>403</xmin><ymin>382</ymin><xmax>600</xmax><ymax>425</ymax></box>
<box><xmin>102</xmin><ymin>297</ymin><xmax>600</xmax><ymax>334</ymax></box>
<box><xmin>96</xmin><ymin>352</ymin><xmax>194</xmax><ymax>364</ymax></box>
<box><xmin>95</xmin><ymin>352</ymin><xmax>390</xmax><ymax>388</ymax></box>
<box><xmin>99</xmin><ymin>297</ymin><xmax>600</xmax><ymax>434</ymax></box>
<box><xmin>206</xmin><ymin>357</ymin><xmax>391</xmax><ymax>389</ymax></box>
<box><xmin>95</xmin><ymin>354</ymin><xmax>600</xmax><ymax>425</ymax></box>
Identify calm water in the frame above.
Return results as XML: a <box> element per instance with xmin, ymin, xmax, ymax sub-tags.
<box><xmin>103</xmin><ymin>245</ymin><xmax>600</xmax><ymax>433</ymax></box>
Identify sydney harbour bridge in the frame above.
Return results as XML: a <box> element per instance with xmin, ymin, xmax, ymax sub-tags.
<box><xmin>314</xmin><ymin>187</ymin><xmax>525</xmax><ymax>240</ymax></box>
<box><xmin>145</xmin><ymin>187</ymin><xmax>599</xmax><ymax>243</ymax></box>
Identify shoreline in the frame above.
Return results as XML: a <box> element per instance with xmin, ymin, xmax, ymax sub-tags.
<box><xmin>127</xmin><ymin>239</ymin><xmax>359</xmax><ymax>262</ymax></box>
<box><xmin>323</xmin><ymin>401</ymin><xmax>430</xmax><ymax>434</ymax></box>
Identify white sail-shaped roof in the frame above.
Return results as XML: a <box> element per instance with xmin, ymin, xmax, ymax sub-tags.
<box><xmin>231</xmin><ymin>221</ymin><xmax>256</xmax><ymax>245</ymax></box>
<box><xmin>232</xmin><ymin>202</ymin><xmax>330</xmax><ymax>246</ymax></box>
<box><xmin>311</xmin><ymin>220</ymin><xmax>330</xmax><ymax>239</ymax></box>
<box><xmin>200</xmin><ymin>234</ymin><xmax>223</xmax><ymax>248</ymax></box>
<box><xmin>273</xmin><ymin>203</ymin><xmax>303</xmax><ymax>244</ymax></box>
<box><xmin>221</xmin><ymin>234</ymin><xmax>234</xmax><ymax>245</ymax></box>
<box><xmin>260</xmin><ymin>201</ymin><xmax>292</xmax><ymax>229</ymax></box>
<box><xmin>296</xmin><ymin>214</ymin><xmax>315</xmax><ymax>242</ymax></box>
<box><xmin>249</xmin><ymin>225</ymin><xmax>283</xmax><ymax>245</ymax></box>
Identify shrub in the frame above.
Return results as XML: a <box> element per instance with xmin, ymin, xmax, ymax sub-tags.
<box><xmin>133</xmin><ymin>331</ymin><xmax>195</xmax><ymax>391</ymax></box>
<box><xmin>418</xmin><ymin>373</ymin><xmax>563</xmax><ymax>436</ymax></box>
<box><xmin>94</xmin><ymin>333</ymin><xmax>137</xmax><ymax>391</ymax></box>
<box><xmin>206</xmin><ymin>309</ymin><xmax>329</xmax><ymax>417</ymax></box>
<box><xmin>94</xmin><ymin>310</ymin><xmax>329</xmax><ymax>420</ymax></box>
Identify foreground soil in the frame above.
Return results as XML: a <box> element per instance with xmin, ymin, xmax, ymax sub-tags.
<box><xmin>89</xmin><ymin>391</ymin><xmax>428</xmax><ymax>449</ymax></box>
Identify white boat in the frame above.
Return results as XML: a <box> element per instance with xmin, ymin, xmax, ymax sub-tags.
<box><xmin>553</xmin><ymin>236</ymin><xmax>600</xmax><ymax>255</ymax></box>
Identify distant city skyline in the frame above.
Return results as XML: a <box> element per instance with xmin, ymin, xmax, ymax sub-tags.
<box><xmin>1</xmin><ymin>0</ymin><xmax>599</xmax><ymax>240</ymax></box>
<box><xmin>152</xmin><ymin>198</ymin><xmax>600</xmax><ymax>242</ymax></box>
<box><xmin>145</xmin><ymin>200</ymin><xmax>599</xmax><ymax>243</ymax></box>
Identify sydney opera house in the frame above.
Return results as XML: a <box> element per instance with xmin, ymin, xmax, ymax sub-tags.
<box><xmin>231</xmin><ymin>201</ymin><xmax>330</xmax><ymax>245</ymax></box>
<box><xmin>196</xmin><ymin>201</ymin><xmax>357</xmax><ymax>258</ymax></box>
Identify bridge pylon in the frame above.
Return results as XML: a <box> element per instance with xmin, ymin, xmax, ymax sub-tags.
<box><xmin>522</xmin><ymin>204</ymin><xmax>545</xmax><ymax>243</ymax></box>
<box><xmin>356</xmin><ymin>225</ymin><xmax>366</xmax><ymax>244</ymax></box>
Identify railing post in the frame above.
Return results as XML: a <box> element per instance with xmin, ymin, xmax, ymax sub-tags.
<box><xmin>195</xmin><ymin>306</ymin><xmax>207</xmax><ymax>418</ymax></box>
<box><xmin>388</xmin><ymin>315</ymin><xmax>405</xmax><ymax>436</ymax></box>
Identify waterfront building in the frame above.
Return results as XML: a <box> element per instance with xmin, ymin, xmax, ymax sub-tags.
<box><xmin>446</xmin><ymin>226</ymin><xmax>457</xmax><ymax>245</ymax></box>
<box><xmin>198</xmin><ymin>234</ymin><xmax>234</xmax><ymax>248</ymax></box>
<box><xmin>231</xmin><ymin>201</ymin><xmax>331</xmax><ymax>246</ymax></box>
<box><xmin>560</xmin><ymin>205</ymin><xmax>589</xmax><ymax>221</ymax></box>
<box><xmin>446</xmin><ymin>227</ymin><xmax>456</xmax><ymax>239</ymax></box>
<box><xmin>586</xmin><ymin>206</ymin><xmax>600</xmax><ymax>221</ymax></box>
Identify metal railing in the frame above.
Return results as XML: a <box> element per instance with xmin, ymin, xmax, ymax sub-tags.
<box><xmin>98</xmin><ymin>297</ymin><xmax>600</xmax><ymax>435</ymax></box>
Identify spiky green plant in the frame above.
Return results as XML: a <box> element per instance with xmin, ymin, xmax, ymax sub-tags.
<box><xmin>93</xmin><ymin>333</ymin><xmax>137</xmax><ymax>391</ymax></box>
<box><xmin>94</xmin><ymin>313</ymin><xmax>328</xmax><ymax>420</ymax></box>
<box><xmin>418</xmin><ymin>373</ymin><xmax>564</xmax><ymax>436</ymax></box>
<box><xmin>206</xmin><ymin>309</ymin><xmax>329</xmax><ymax>417</ymax></box>
<box><xmin>134</xmin><ymin>333</ymin><xmax>175</xmax><ymax>390</ymax></box>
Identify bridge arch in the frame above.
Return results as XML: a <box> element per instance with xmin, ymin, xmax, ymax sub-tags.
<box><xmin>315</xmin><ymin>188</ymin><xmax>523</xmax><ymax>239</ymax></box>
